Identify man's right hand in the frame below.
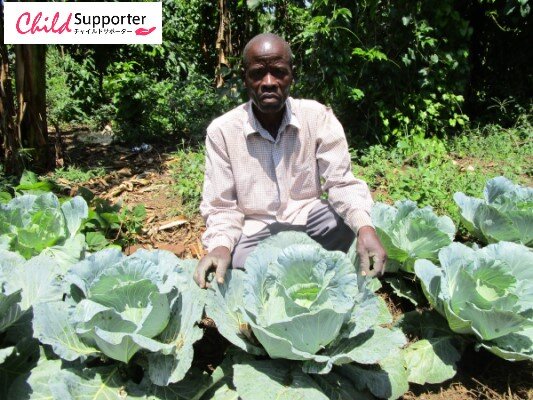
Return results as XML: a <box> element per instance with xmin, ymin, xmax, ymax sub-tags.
<box><xmin>194</xmin><ymin>246</ymin><xmax>232</xmax><ymax>289</ymax></box>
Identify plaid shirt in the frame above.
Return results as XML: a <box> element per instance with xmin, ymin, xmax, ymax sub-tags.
<box><xmin>200</xmin><ymin>97</ymin><xmax>374</xmax><ymax>252</ymax></box>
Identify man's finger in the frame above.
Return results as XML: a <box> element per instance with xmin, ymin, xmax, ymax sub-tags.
<box><xmin>215</xmin><ymin>258</ymin><xmax>230</xmax><ymax>284</ymax></box>
<box><xmin>358</xmin><ymin>250</ymin><xmax>371</xmax><ymax>276</ymax></box>
<box><xmin>371</xmin><ymin>252</ymin><xmax>387</xmax><ymax>277</ymax></box>
<box><xmin>196</xmin><ymin>259</ymin><xmax>212</xmax><ymax>289</ymax></box>
<box><xmin>195</xmin><ymin>265</ymin><xmax>206</xmax><ymax>289</ymax></box>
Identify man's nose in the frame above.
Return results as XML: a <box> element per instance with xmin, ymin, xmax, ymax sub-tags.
<box><xmin>261</xmin><ymin>73</ymin><xmax>277</xmax><ymax>89</ymax></box>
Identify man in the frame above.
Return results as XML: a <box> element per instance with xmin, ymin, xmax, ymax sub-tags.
<box><xmin>194</xmin><ymin>33</ymin><xmax>386</xmax><ymax>289</ymax></box>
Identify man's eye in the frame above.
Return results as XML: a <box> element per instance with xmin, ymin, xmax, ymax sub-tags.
<box><xmin>272</xmin><ymin>69</ymin><xmax>288</xmax><ymax>78</ymax></box>
<box><xmin>249</xmin><ymin>70</ymin><xmax>264</xmax><ymax>80</ymax></box>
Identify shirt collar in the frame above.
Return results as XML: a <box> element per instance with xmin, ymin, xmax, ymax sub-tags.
<box><xmin>244</xmin><ymin>97</ymin><xmax>301</xmax><ymax>141</ymax></box>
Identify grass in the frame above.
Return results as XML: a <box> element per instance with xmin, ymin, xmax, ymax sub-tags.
<box><xmin>51</xmin><ymin>165</ymin><xmax>107</xmax><ymax>183</ymax></box>
<box><xmin>168</xmin><ymin>146</ymin><xmax>206</xmax><ymax>218</ymax></box>
<box><xmin>352</xmin><ymin>117</ymin><xmax>532</xmax><ymax>231</ymax></box>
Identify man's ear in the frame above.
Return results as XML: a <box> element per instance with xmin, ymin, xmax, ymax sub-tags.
<box><xmin>291</xmin><ymin>64</ymin><xmax>297</xmax><ymax>83</ymax></box>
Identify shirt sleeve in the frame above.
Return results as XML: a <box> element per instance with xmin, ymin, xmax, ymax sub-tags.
<box><xmin>200</xmin><ymin>129</ymin><xmax>245</xmax><ymax>253</ymax></box>
<box><xmin>316</xmin><ymin>107</ymin><xmax>374</xmax><ymax>233</ymax></box>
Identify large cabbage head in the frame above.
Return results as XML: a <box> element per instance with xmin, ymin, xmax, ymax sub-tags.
<box><xmin>371</xmin><ymin>200</ymin><xmax>455</xmax><ymax>272</ymax></box>
<box><xmin>415</xmin><ymin>242</ymin><xmax>533</xmax><ymax>361</ymax></box>
<box><xmin>207</xmin><ymin>232</ymin><xmax>406</xmax><ymax>375</ymax></box>
<box><xmin>33</xmin><ymin>248</ymin><xmax>205</xmax><ymax>385</ymax></box>
<box><xmin>454</xmin><ymin>176</ymin><xmax>533</xmax><ymax>246</ymax></box>
<box><xmin>0</xmin><ymin>193</ymin><xmax>88</xmax><ymax>266</ymax></box>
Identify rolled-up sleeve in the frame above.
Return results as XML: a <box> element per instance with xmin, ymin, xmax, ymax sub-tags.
<box><xmin>316</xmin><ymin>108</ymin><xmax>374</xmax><ymax>233</ymax></box>
<box><xmin>200</xmin><ymin>129</ymin><xmax>245</xmax><ymax>252</ymax></box>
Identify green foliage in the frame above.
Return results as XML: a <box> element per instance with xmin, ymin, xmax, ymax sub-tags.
<box><xmin>102</xmin><ymin>61</ymin><xmax>172</xmax><ymax>142</ymax></box>
<box><xmin>59</xmin><ymin>47</ymin><xmax>103</xmax><ymax>122</ymax></box>
<box><xmin>167</xmin><ymin>74</ymin><xmax>241</xmax><ymax>143</ymax></box>
<box><xmin>285</xmin><ymin>0</ymin><xmax>472</xmax><ymax>143</ymax></box>
<box><xmin>353</xmin><ymin>119</ymin><xmax>532</xmax><ymax>231</ymax></box>
<box><xmin>101</xmin><ymin>61</ymin><xmax>240</xmax><ymax>143</ymax></box>
<box><xmin>454</xmin><ymin>177</ymin><xmax>533</xmax><ymax>246</ymax></box>
<box><xmin>51</xmin><ymin>165</ymin><xmax>106</xmax><ymax>184</ymax></box>
<box><xmin>169</xmin><ymin>147</ymin><xmax>205</xmax><ymax>217</ymax></box>
<box><xmin>371</xmin><ymin>200</ymin><xmax>455</xmax><ymax>273</ymax></box>
<box><xmin>32</xmin><ymin>248</ymin><xmax>205</xmax><ymax>385</ymax></box>
<box><xmin>46</xmin><ymin>47</ymin><xmax>85</xmax><ymax>127</ymax></box>
<box><xmin>83</xmin><ymin>199</ymin><xmax>146</xmax><ymax>249</ymax></box>
<box><xmin>207</xmin><ymin>232</ymin><xmax>410</xmax><ymax>398</ymax></box>
<box><xmin>415</xmin><ymin>242</ymin><xmax>533</xmax><ymax>361</ymax></box>
<box><xmin>0</xmin><ymin>193</ymin><xmax>88</xmax><ymax>267</ymax></box>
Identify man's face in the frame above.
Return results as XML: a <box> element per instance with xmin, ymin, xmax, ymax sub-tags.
<box><xmin>243</xmin><ymin>39</ymin><xmax>293</xmax><ymax>115</ymax></box>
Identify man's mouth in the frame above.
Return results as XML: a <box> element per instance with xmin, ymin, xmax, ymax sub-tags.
<box><xmin>260</xmin><ymin>94</ymin><xmax>279</xmax><ymax>100</ymax></box>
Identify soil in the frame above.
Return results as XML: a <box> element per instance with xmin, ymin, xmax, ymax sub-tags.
<box><xmin>51</xmin><ymin>128</ymin><xmax>533</xmax><ymax>400</ymax></box>
<box><xmin>52</xmin><ymin>128</ymin><xmax>207</xmax><ymax>259</ymax></box>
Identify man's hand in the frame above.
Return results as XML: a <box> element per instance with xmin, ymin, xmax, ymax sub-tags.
<box><xmin>194</xmin><ymin>246</ymin><xmax>232</xmax><ymax>289</ymax></box>
<box><xmin>356</xmin><ymin>226</ymin><xmax>387</xmax><ymax>278</ymax></box>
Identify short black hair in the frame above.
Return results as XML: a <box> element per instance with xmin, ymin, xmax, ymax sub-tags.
<box><xmin>242</xmin><ymin>33</ymin><xmax>293</xmax><ymax>70</ymax></box>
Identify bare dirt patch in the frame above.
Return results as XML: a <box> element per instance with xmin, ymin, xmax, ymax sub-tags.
<box><xmin>52</xmin><ymin>128</ymin><xmax>206</xmax><ymax>259</ymax></box>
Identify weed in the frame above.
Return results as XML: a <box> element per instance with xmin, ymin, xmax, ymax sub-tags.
<box><xmin>168</xmin><ymin>146</ymin><xmax>205</xmax><ymax>218</ymax></box>
<box><xmin>353</xmin><ymin>119</ymin><xmax>532</xmax><ymax>234</ymax></box>
<box><xmin>51</xmin><ymin>165</ymin><xmax>107</xmax><ymax>184</ymax></box>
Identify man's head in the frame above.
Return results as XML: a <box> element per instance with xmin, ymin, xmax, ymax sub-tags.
<box><xmin>242</xmin><ymin>33</ymin><xmax>294</xmax><ymax>116</ymax></box>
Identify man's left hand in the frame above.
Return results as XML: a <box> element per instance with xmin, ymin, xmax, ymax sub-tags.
<box><xmin>356</xmin><ymin>226</ymin><xmax>387</xmax><ymax>277</ymax></box>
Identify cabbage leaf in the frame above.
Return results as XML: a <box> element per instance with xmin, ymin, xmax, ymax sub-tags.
<box><xmin>454</xmin><ymin>176</ymin><xmax>533</xmax><ymax>246</ymax></box>
<box><xmin>415</xmin><ymin>242</ymin><xmax>533</xmax><ymax>361</ymax></box>
<box><xmin>33</xmin><ymin>248</ymin><xmax>205</xmax><ymax>385</ymax></box>
<box><xmin>371</xmin><ymin>200</ymin><xmax>455</xmax><ymax>272</ymax></box>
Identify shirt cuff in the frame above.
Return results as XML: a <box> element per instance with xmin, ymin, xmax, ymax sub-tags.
<box><xmin>350</xmin><ymin>210</ymin><xmax>374</xmax><ymax>233</ymax></box>
<box><xmin>206</xmin><ymin>235</ymin><xmax>235</xmax><ymax>253</ymax></box>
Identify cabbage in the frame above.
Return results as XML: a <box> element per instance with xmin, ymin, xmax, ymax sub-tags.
<box><xmin>32</xmin><ymin>248</ymin><xmax>205</xmax><ymax>385</ymax></box>
<box><xmin>207</xmin><ymin>232</ymin><xmax>408</xmax><ymax>399</ymax></box>
<box><xmin>0</xmin><ymin>250</ymin><xmax>64</xmax><ymax>333</ymax></box>
<box><xmin>454</xmin><ymin>176</ymin><xmax>533</xmax><ymax>246</ymax></box>
<box><xmin>415</xmin><ymin>242</ymin><xmax>533</xmax><ymax>361</ymax></box>
<box><xmin>371</xmin><ymin>200</ymin><xmax>456</xmax><ymax>272</ymax></box>
<box><xmin>0</xmin><ymin>193</ymin><xmax>88</xmax><ymax>267</ymax></box>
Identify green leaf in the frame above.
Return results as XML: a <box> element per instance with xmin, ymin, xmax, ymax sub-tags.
<box><xmin>0</xmin><ymin>338</ymin><xmax>39</xmax><ymax>399</ymax></box>
<box><xmin>478</xmin><ymin>326</ymin><xmax>532</xmax><ymax>361</ymax></box>
<box><xmin>33</xmin><ymin>301</ymin><xmax>100</xmax><ymax>361</ymax></box>
<box><xmin>403</xmin><ymin>338</ymin><xmax>461</xmax><ymax>384</ymax></box>
<box><xmin>454</xmin><ymin>177</ymin><xmax>533</xmax><ymax>245</ymax></box>
<box><xmin>147</xmin><ymin>358</ymin><xmax>233</xmax><ymax>400</ymax></box>
<box><xmin>0</xmin><ymin>191</ymin><xmax>12</xmax><ymax>204</ymax></box>
<box><xmin>415</xmin><ymin>242</ymin><xmax>533</xmax><ymax>359</ymax></box>
<box><xmin>206</xmin><ymin>270</ymin><xmax>264</xmax><ymax>355</ymax></box>
<box><xmin>398</xmin><ymin>310</ymin><xmax>463</xmax><ymax>386</ymax></box>
<box><xmin>85</xmin><ymin>231</ymin><xmax>110</xmax><ymax>251</ymax></box>
<box><xmin>339</xmin><ymin>354</ymin><xmax>409</xmax><ymax>400</ymax></box>
<box><xmin>61</xmin><ymin>196</ymin><xmax>89</xmax><ymax>238</ymax></box>
<box><xmin>0</xmin><ymin>290</ymin><xmax>23</xmax><ymax>332</ymax></box>
<box><xmin>147</xmin><ymin>286</ymin><xmax>205</xmax><ymax>385</ymax></box>
<box><xmin>372</xmin><ymin>201</ymin><xmax>455</xmax><ymax>273</ymax></box>
<box><xmin>233</xmin><ymin>360</ymin><xmax>329</xmax><ymax>400</ymax></box>
<box><xmin>384</xmin><ymin>276</ymin><xmax>424</xmax><ymax>306</ymax></box>
<box><xmin>304</xmin><ymin>327</ymin><xmax>407</xmax><ymax>374</ymax></box>
<box><xmin>3</xmin><ymin>254</ymin><xmax>65</xmax><ymax>312</ymax></box>
<box><xmin>311</xmin><ymin>370</ymin><xmax>374</xmax><ymax>400</ymax></box>
<box><xmin>9</xmin><ymin>359</ymin><xmax>146</xmax><ymax>400</ymax></box>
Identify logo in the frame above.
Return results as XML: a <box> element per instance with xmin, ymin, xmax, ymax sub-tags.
<box><xmin>3</xmin><ymin>2</ymin><xmax>162</xmax><ymax>44</ymax></box>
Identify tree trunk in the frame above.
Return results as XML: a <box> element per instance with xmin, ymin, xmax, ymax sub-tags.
<box><xmin>215</xmin><ymin>0</ymin><xmax>232</xmax><ymax>88</ymax></box>
<box><xmin>15</xmin><ymin>44</ymin><xmax>50</xmax><ymax>173</ymax></box>
<box><xmin>0</xmin><ymin>6</ymin><xmax>21</xmax><ymax>175</ymax></box>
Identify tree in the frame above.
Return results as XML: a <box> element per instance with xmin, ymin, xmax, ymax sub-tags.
<box><xmin>0</xmin><ymin>5</ymin><xmax>49</xmax><ymax>175</ymax></box>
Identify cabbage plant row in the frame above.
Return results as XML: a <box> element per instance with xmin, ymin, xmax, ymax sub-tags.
<box><xmin>0</xmin><ymin>176</ymin><xmax>531</xmax><ymax>399</ymax></box>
